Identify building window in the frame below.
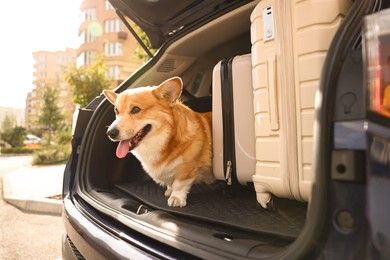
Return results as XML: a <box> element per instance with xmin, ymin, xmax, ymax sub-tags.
<box><xmin>87</xmin><ymin>51</ymin><xmax>96</xmax><ymax>65</ymax></box>
<box><xmin>78</xmin><ymin>50</ymin><xmax>96</xmax><ymax>66</ymax></box>
<box><xmin>104</xmin><ymin>42</ymin><xmax>123</xmax><ymax>56</ymax></box>
<box><xmin>85</xmin><ymin>29</ymin><xmax>97</xmax><ymax>42</ymax></box>
<box><xmin>83</xmin><ymin>8</ymin><xmax>96</xmax><ymax>21</ymax></box>
<box><xmin>39</xmin><ymin>54</ymin><xmax>47</xmax><ymax>61</ymax></box>
<box><xmin>107</xmin><ymin>66</ymin><xmax>121</xmax><ymax>80</ymax></box>
<box><xmin>104</xmin><ymin>19</ymin><xmax>122</xmax><ymax>33</ymax></box>
<box><xmin>105</xmin><ymin>0</ymin><xmax>114</xmax><ymax>10</ymax></box>
<box><xmin>57</xmin><ymin>56</ymin><xmax>68</xmax><ymax>63</ymax></box>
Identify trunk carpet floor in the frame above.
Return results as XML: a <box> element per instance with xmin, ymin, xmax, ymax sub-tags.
<box><xmin>115</xmin><ymin>180</ymin><xmax>307</xmax><ymax>239</ymax></box>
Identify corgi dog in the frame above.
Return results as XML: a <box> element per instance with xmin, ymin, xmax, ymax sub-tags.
<box><xmin>103</xmin><ymin>77</ymin><xmax>214</xmax><ymax>207</ymax></box>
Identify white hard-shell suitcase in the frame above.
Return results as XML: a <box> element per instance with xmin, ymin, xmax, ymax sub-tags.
<box><xmin>212</xmin><ymin>54</ymin><xmax>256</xmax><ymax>187</ymax></box>
<box><xmin>250</xmin><ymin>0</ymin><xmax>353</xmax><ymax>207</ymax></box>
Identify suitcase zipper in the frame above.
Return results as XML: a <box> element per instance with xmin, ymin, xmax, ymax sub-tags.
<box><xmin>225</xmin><ymin>161</ymin><xmax>232</xmax><ymax>186</ymax></box>
<box><xmin>220</xmin><ymin>56</ymin><xmax>237</xmax><ymax>193</ymax></box>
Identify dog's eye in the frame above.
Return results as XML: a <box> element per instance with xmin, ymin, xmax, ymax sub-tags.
<box><xmin>114</xmin><ymin>108</ymin><xmax>119</xmax><ymax>115</ymax></box>
<box><xmin>130</xmin><ymin>106</ymin><xmax>141</xmax><ymax>114</ymax></box>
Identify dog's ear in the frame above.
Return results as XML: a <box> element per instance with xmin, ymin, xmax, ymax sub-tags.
<box><xmin>103</xmin><ymin>90</ymin><xmax>117</xmax><ymax>105</ymax></box>
<box><xmin>154</xmin><ymin>77</ymin><xmax>183</xmax><ymax>103</ymax></box>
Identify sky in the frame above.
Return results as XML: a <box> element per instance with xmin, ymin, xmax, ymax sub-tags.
<box><xmin>0</xmin><ymin>0</ymin><xmax>82</xmax><ymax>109</ymax></box>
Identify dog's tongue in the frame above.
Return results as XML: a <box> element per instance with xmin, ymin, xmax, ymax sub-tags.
<box><xmin>116</xmin><ymin>140</ymin><xmax>131</xmax><ymax>158</ymax></box>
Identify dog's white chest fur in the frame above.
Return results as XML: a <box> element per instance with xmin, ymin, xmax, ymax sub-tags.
<box><xmin>131</xmin><ymin>129</ymin><xmax>180</xmax><ymax>185</ymax></box>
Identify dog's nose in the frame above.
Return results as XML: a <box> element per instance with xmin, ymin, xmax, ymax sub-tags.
<box><xmin>107</xmin><ymin>128</ymin><xmax>119</xmax><ymax>139</ymax></box>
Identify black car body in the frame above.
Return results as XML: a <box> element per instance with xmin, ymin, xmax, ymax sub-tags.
<box><xmin>62</xmin><ymin>0</ymin><xmax>390</xmax><ymax>259</ymax></box>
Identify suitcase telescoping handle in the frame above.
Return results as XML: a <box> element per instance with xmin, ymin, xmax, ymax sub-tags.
<box><xmin>266</xmin><ymin>52</ymin><xmax>279</xmax><ymax>130</ymax></box>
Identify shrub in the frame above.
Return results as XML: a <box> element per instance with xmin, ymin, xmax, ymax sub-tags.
<box><xmin>0</xmin><ymin>146</ymin><xmax>36</xmax><ymax>154</ymax></box>
<box><xmin>56</xmin><ymin>128</ymin><xmax>72</xmax><ymax>146</ymax></box>
<box><xmin>32</xmin><ymin>145</ymin><xmax>71</xmax><ymax>165</ymax></box>
<box><xmin>1</xmin><ymin>126</ymin><xmax>27</xmax><ymax>147</ymax></box>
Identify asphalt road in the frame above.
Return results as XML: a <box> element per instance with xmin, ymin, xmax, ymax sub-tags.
<box><xmin>0</xmin><ymin>155</ymin><xmax>63</xmax><ymax>260</ymax></box>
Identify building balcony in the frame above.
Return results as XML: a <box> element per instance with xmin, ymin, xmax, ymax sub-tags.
<box><xmin>118</xmin><ymin>31</ymin><xmax>128</xmax><ymax>40</ymax></box>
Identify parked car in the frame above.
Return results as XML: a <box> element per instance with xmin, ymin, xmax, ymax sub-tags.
<box><xmin>23</xmin><ymin>134</ymin><xmax>42</xmax><ymax>145</ymax></box>
<box><xmin>62</xmin><ymin>0</ymin><xmax>390</xmax><ymax>259</ymax></box>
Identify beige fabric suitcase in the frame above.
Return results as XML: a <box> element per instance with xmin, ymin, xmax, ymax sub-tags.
<box><xmin>250</xmin><ymin>0</ymin><xmax>352</xmax><ymax>207</ymax></box>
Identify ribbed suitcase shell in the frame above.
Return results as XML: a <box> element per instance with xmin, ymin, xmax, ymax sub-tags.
<box><xmin>212</xmin><ymin>54</ymin><xmax>256</xmax><ymax>185</ymax></box>
<box><xmin>250</xmin><ymin>0</ymin><xmax>352</xmax><ymax>207</ymax></box>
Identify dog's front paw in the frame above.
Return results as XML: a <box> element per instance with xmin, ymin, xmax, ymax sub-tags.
<box><xmin>168</xmin><ymin>196</ymin><xmax>187</xmax><ymax>207</ymax></box>
<box><xmin>164</xmin><ymin>187</ymin><xmax>172</xmax><ymax>197</ymax></box>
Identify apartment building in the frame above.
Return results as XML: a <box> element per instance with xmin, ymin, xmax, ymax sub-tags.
<box><xmin>26</xmin><ymin>48</ymin><xmax>77</xmax><ymax>131</ymax></box>
<box><xmin>26</xmin><ymin>0</ymin><xmax>144</xmax><ymax>133</ymax></box>
<box><xmin>78</xmin><ymin>0</ymin><xmax>143</xmax><ymax>85</ymax></box>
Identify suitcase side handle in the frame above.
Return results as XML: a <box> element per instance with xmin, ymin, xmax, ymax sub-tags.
<box><xmin>266</xmin><ymin>52</ymin><xmax>279</xmax><ymax>130</ymax></box>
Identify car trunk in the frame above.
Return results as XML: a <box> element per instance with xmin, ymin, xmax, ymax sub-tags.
<box><xmin>79</xmin><ymin>139</ymin><xmax>307</xmax><ymax>257</ymax></box>
<box><xmin>62</xmin><ymin>0</ymin><xmax>390</xmax><ymax>257</ymax></box>
<box><xmin>74</xmin><ymin>1</ymin><xmax>309</xmax><ymax>257</ymax></box>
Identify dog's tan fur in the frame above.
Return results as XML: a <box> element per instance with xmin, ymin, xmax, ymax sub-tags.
<box><xmin>103</xmin><ymin>77</ymin><xmax>214</xmax><ymax>207</ymax></box>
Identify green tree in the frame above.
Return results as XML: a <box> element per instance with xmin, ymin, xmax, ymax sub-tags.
<box><xmin>37</xmin><ymin>84</ymin><xmax>64</xmax><ymax>145</ymax></box>
<box><xmin>132</xmin><ymin>23</ymin><xmax>156</xmax><ymax>63</ymax></box>
<box><xmin>63</xmin><ymin>56</ymin><xmax>111</xmax><ymax>107</ymax></box>
<box><xmin>1</xmin><ymin>114</ymin><xmax>16</xmax><ymax>133</ymax></box>
<box><xmin>0</xmin><ymin>126</ymin><xmax>26</xmax><ymax>147</ymax></box>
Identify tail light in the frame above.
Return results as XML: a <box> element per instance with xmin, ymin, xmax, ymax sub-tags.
<box><xmin>364</xmin><ymin>9</ymin><xmax>390</xmax><ymax>120</ymax></box>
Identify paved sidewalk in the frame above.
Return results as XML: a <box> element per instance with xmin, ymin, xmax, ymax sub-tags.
<box><xmin>2</xmin><ymin>164</ymin><xmax>65</xmax><ymax>215</ymax></box>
